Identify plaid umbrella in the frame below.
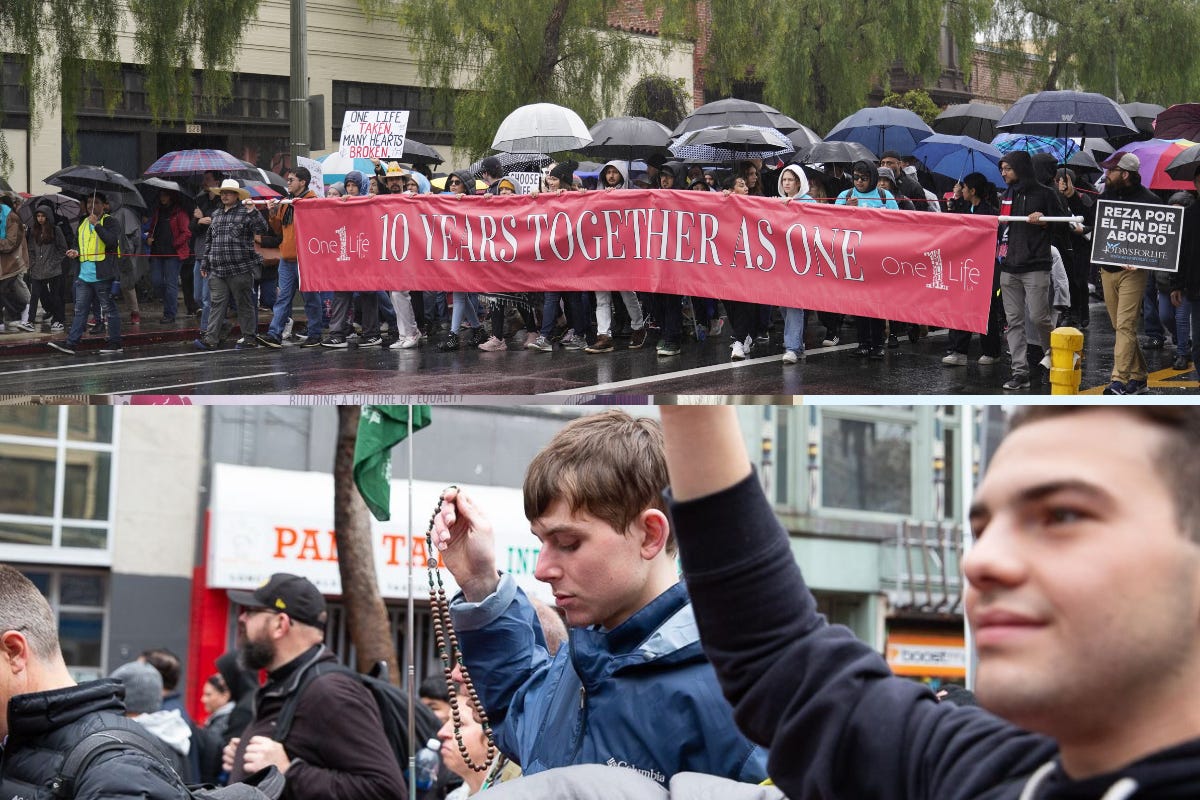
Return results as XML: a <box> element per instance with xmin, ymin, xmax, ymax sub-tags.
<box><xmin>669</xmin><ymin>125</ymin><xmax>795</xmax><ymax>162</ymax></box>
<box><xmin>991</xmin><ymin>133</ymin><xmax>1079</xmax><ymax>163</ymax></box>
<box><xmin>144</xmin><ymin>149</ymin><xmax>250</xmax><ymax>178</ymax></box>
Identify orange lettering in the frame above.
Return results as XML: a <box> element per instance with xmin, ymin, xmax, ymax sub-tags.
<box><xmin>298</xmin><ymin>529</ymin><xmax>324</xmax><ymax>561</ymax></box>
<box><xmin>274</xmin><ymin>527</ymin><xmax>298</xmax><ymax>558</ymax></box>
<box><xmin>381</xmin><ymin>534</ymin><xmax>405</xmax><ymax>566</ymax></box>
<box><xmin>326</xmin><ymin>530</ymin><xmax>339</xmax><ymax>562</ymax></box>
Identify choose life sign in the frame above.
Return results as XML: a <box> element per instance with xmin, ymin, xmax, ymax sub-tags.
<box><xmin>339</xmin><ymin>110</ymin><xmax>411</xmax><ymax>159</ymax></box>
<box><xmin>1091</xmin><ymin>199</ymin><xmax>1184</xmax><ymax>273</ymax></box>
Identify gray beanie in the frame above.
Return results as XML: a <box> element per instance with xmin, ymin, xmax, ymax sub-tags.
<box><xmin>111</xmin><ymin>660</ymin><xmax>163</xmax><ymax>714</ymax></box>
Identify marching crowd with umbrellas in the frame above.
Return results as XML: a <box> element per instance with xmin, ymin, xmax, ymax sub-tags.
<box><xmin>1</xmin><ymin>87</ymin><xmax>1199</xmax><ymax>391</ymax></box>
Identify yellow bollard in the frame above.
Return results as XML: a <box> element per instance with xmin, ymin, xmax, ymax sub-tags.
<box><xmin>1049</xmin><ymin>326</ymin><xmax>1084</xmax><ymax>395</ymax></box>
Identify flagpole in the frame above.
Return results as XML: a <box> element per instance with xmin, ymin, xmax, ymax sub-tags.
<box><xmin>406</xmin><ymin>404</ymin><xmax>416</xmax><ymax>800</ymax></box>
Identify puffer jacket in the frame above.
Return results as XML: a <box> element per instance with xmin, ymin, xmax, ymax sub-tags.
<box><xmin>0</xmin><ymin>679</ymin><xmax>189</xmax><ymax>800</ymax></box>
<box><xmin>452</xmin><ymin>576</ymin><xmax>769</xmax><ymax>787</ymax></box>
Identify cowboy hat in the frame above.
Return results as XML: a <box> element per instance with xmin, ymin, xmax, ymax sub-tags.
<box><xmin>208</xmin><ymin>178</ymin><xmax>251</xmax><ymax>199</ymax></box>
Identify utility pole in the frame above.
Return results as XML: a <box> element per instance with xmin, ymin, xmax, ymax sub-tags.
<box><xmin>290</xmin><ymin>0</ymin><xmax>310</xmax><ymax>164</ymax></box>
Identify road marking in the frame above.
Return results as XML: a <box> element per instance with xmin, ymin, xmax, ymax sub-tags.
<box><xmin>97</xmin><ymin>372</ymin><xmax>288</xmax><ymax>396</ymax></box>
<box><xmin>2</xmin><ymin>349</ymin><xmax>219</xmax><ymax>375</ymax></box>
<box><xmin>1080</xmin><ymin>365</ymin><xmax>1197</xmax><ymax>394</ymax></box>
<box><xmin>543</xmin><ymin>343</ymin><xmax>862</xmax><ymax>396</ymax></box>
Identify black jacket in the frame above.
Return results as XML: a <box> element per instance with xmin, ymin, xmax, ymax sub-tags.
<box><xmin>0</xmin><ymin>679</ymin><xmax>189</xmax><ymax>800</ymax></box>
<box><xmin>672</xmin><ymin>473</ymin><xmax>1200</xmax><ymax>800</ymax></box>
<box><xmin>1172</xmin><ymin>202</ymin><xmax>1200</xmax><ymax>300</ymax></box>
<box><xmin>227</xmin><ymin>646</ymin><xmax>405</xmax><ymax>800</ymax></box>
<box><xmin>998</xmin><ymin>151</ymin><xmax>1069</xmax><ymax>273</ymax></box>
<box><xmin>1095</xmin><ymin>174</ymin><xmax>1164</xmax><ymax>273</ymax></box>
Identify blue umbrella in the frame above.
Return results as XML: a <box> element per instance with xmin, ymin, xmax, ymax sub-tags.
<box><xmin>991</xmin><ymin>133</ymin><xmax>1079</xmax><ymax>163</ymax></box>
<box><xmin>824</xmin><ymin>107</ymin><xmax>934</xmax><ymax>155</ymax></box>
<box><xmin>996</xmin><ymin>90</ymin><xmax>1137</xmax><ymax>138</ymax></box>
<box><xmin>912</xmin><ymin>134</ymin><xmax>1004</xmax><ymax>185</ymax></box>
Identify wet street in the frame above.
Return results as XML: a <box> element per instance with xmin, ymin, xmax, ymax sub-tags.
<box><xmin>2</xmin><ymin>300</ymin><xmax>1195</xmax><ymax>398</ymax></box>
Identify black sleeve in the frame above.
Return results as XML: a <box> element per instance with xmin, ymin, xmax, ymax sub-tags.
<box><xmin>75</xmin><ymin>747</ymin><xmax>190</xmax><ymax>800</ymax></box>
<box><xmin>94</xmin><ymin>217</ymin><xmax>121</xmax><ymax>249</ymax></box>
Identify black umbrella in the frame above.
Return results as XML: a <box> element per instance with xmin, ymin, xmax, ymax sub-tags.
<box><xmin>580</xmin><ymin>116</ymin><xmax>672</xmax><ymax>160</ymax></box>
<box><xmin>932</xmin><ymin>102</ymin><xmax>1005</xmax><ymax>142</ymax></box>
<box><xmin>996</xmin><ymin>90</ymin><xmax>1138</xmax><ymax>138</ymax></box>
<box><xmin>467</xmin><ymin>151</ymin><xmax>551</xmax><ymax>177</ymax></box>
<box><xmin>1081</xmin><ymin>139</ymin><xmax>1115</xmax><ymax>161</ymax></box>
<box><xmin>1065</xmin><ymin>150</ymin><xmax>1102</xmax><ymax>176</ymax></box>
<box><xmin>795</xmin><ymin>140</ymin><xmax>878</xmax><ymax>164</ymax></box>
<box><xmin>18</xmin><ymin>193</ymin><xmax>82</xmax><ymax>228</ymax></box>
<box><xmin>669</xmin><ymin>125</ymin><xmax>795</xmax><ymax>162</ymax></box>
<box><xmin>785</xmin><ymin>124</ymin><xmax>822</xmax><ymax>149</ymax></box>
<box><xmin>673</xmin><ymin>98</ymin><xmax>803</xmax><ymax>137</ymax></box>
<box><xmin>1119</xmin><ymin>102</ymin><xmax>1165</xmax><ymax>136</ymax></box>
<box><xmin>1165</xmin><ymin>143</ymin><xmax>1200</xmax><ymax>182</ymax></box>
<box><xmin>45</xmin><ymin>164</ymin><xmax>145</xmax><ymax>209</ymax></box>
<box><xmin>400</xmin><ymin>138</ymin><xmax>445</xmax><ymax>166</ymax></box>
<box><xmin>136</xmin><ymin>177</ymin><xmax>195</xmax><ymax>215</ymax></box>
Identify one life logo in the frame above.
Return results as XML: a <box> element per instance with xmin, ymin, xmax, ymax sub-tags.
<box><xmin>924</xmin><ymin>248</ymin><xmax>949</xmax><ymax>291</ymax></box>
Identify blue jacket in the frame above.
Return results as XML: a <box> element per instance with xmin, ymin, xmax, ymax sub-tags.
<box><xmin>451</xmin><ymin>575</ymin><xmax>768</xmax><ymax>787</ymax></box>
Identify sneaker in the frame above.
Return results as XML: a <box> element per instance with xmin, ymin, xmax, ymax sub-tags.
<box><xmin>1003</xmin><ymin>376</ymin><xmax>1032</xmax><ymax>391</ymax></box>
<box><xmin>528</xmin><ymin>335</ymin><xmax>553</xmax><ymax>352</ymax></box>
<box><xmin>299</xmin><ymin>335</ymin><xmax>326</xmax><ymax>348</ymax></box>
<box><xmin>743</xmin><ymin>335</ymin><xmax>755</xmax><ymax>355</ymax></box>
<box><xmin>656</xmin><ymin>340</ymin><xmax>681</xmax><ymax>357</ymax></box>
<box><xmin>50</xmin><ymin>321</ymin><xmax>65</xmax><ymax>331</ymax></box>
<box><xmin>629</xmin><ymin>328</ymin><xmax>648</xmax><ymax>349</ymax></box>
<box><xmin>281</xmin><ymin>317</ymin><xmax>295</xmax><ymax>339</ymax></box>
<box><xmin>1172</xmin><ymin>355</ymin><xmax>1193</xmax><ymax>370</ymax></box>
<box><xmin>129</xmin><ymin>311</ymin><xmax>140</xmax><ymax>325</ymax></box>
<box><xmin>782</xmin><ymin>349</ymin><xmax>803</xmax><ymax>365</ymax></box>
<box><xmin>12</xmin><ymin>321</ymin><xmax>35</xmax><ymax>332</ymax></box>
<box><xmin>941</xmin><ymin>352</ymin><xmax>968</xmax><ymax>366</ymax></box>
<box><xmin>358</xmin><ymin>335</ymin><xmax>384</xmax><ymax>347</ymax></box>
<box><xmin>47</xmin><ymin>341</ymin><xmax>76</xmax><ymax>355</ymax></box>
<box><xmin>886</xmin><ymin>333</ymin><xmax>900</xmax><ymax>349</ymax></box>
<box><xmin>257</xmin><ymin>333</ymin><xmax>283</xmax><ymax>349</ymax></box>
<box><xmin>99</xmin><ymin>345</ymin><xmax>123</xmax><ymax>354</ymax></box>
<box><xmin>868</xmin><ymin>346</ymin><xmax>885</xmax><ymax>359</ymax></box>
<box><xmin>523</xmin><ymin>331</ymin><xmax>540</xmax><ymax>349</ymax></box>
<box><xmin>1102</xmin><ymin>380</ymin><xmax>1128</xmax><ymax>395</ymax></box>
<box><xmin>437</xmin><ymin>332</ymin><xmax>460</xmax><ymax>352</ymax></box>
<box><xmin>323</xmin><ymin>336</ymin><xmax>349</xmax><ymax>349</ymax></box>
<box><xmin>585</xmin><ymin>335</ymin><xmax>615</xmax><ymax>354</ymax></box>
<box><xmin>235</xmin><ymin>337</ymin><xmax>258</xmax><ymax>350</ymax></box>
<box><xmin>821</xmin><ymin>334</ymin><xmax>841</xmax><ymax>347</ymax></box>
<box><xmin>850</xmin><ymin>345</ymin><xmax>871</xmax><ymax>358</ymax></box>
<box><xmin>977</xmin><ymin>354</ymin><xmax>999</xmax><ymax>365</ymax></box>
<box><xmin>731</xmin><ymin>340</ymin><xmax>746</xmax><ymax>361</ymax></box>
<box><xmin>1126</xmin><ymin>379</ymin><xmax>1150</xmax><ymax>395</ymax></box>
<box><xmin>478</xmin><ymin>335</ymin><xmax>507</xmax><ymax>351</ymax></box>
<box><xmin>193</xmin><ymin>338</ymin><xmax>214</xmax><ymax>351</ymax></box>
<box><xmin>389</xmin><ymin>333</ymin><xmax>422</xmax><ymax>349</ymax></box>
<box><xmin>561</xmin><ymin>334</ymin><xmax>585</xmax><ymax>350</ymax></box>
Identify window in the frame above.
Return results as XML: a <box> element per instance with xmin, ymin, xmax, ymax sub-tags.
<box><xmin>821</xmin><ymin>415</ymin><xmax>914</xmax><ymax>515</ymax></box>
<box><xmin>0</xmin><ymin>407</ymin><xmax>118</xmax><ymax>560</ymax></box>
<box><xmin>1</xmin><ymin>56</ymin><xmax>30</xmax><ymax>118</ymax></box>
<box><xmin>20</xmin><ymin>568</ymin><xmax>108</xmax><ymax>682</ymax></box>
<box><xmin>332</xmin><ymin>81</ymin><xmax>455</xmax><ymax>146</ymax></box>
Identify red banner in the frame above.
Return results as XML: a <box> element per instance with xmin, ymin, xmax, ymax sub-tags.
<box><xmin>292</xmin><ymin>190</ymin><xmax>1000</xmax><ymax>332</ymax></box>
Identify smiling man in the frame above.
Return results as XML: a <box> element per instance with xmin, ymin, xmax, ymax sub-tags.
<box><xmin>431</xmin><ymin>410</ymin><xmax>767</xmax><ymax>786</ymax></box>
<box><xmin>657</xmin><ymin>404</ymin><xmax>1200</xmax><ymax>800</ymax></box>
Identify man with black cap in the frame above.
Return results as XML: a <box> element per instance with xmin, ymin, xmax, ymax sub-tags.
<box><xmin>1094</xmin><ymin>152</ymin><xmax>1162</xmax><ymax>395</ymax></box>
<box><xmin>222</xmin><ymin>573</ymin><xmax>404</xmax><ymax>800</ymax></box>
<box><xmin>479</xmin><ymin>156</ymin><xmax>506</xmax><ymax>195</ymax></box>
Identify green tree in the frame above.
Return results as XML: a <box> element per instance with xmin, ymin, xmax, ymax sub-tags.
<box><xmin>882</xmin><ymin>89</ymin><xmax>940</xmax><ymax>125</ymax></box>
<box><xmin>652</xmin><ymin>0</ymin><xmax>992</xmax><ymax>134</ymax></box>
<box><xmin>987</xmin><ymin>0</ymin><xmax>1200</xmax><ymax>105</ymax></box>
<box><xmin>381</xmin><ymin>0</ymin><xmax>671</xmax><ymax>159</ymax></box>
<box><xmin>0</xmin><ymin>0</ymin><xmax>262</xmax><ymax>171</ymax></box>
<box><xmin>625</xmin><ymin>74</ymin><xmax>691</xmax><ymax>130</ymax></box>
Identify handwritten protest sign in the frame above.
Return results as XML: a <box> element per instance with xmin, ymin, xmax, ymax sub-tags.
<box><xmin>1091</xmin><ymin>199</ymin><xmax>1183</xmax><ymax>272</ymax></box>
<box><xmin>297</xmin><ymin>156</ymin><xmax>324</xmax><ymax>197</ymax></box>
<box><xmin>339</xmin><ymin>110</ymin><xmax>411</xmax><ymax>159</ymax></box>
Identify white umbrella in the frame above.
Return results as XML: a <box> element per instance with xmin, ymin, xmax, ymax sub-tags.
<box><xmin>492</xmin><ymin>103</ymin><xmax>593</xmax><ymax>153</ymax></box>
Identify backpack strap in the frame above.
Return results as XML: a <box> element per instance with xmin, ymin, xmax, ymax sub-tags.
<box><xmin>272</xmin><ymin>660</ymin><xmax>349</xmax><ymax>745</ymax></box>
<box><xmin>52</xmin><ymin>719</ymin><xmax>180</xmax><ymax>799</ymax></box>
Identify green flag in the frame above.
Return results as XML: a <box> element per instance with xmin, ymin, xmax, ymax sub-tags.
<box><xmin>353</xmin><ymin>405</ymin><xmax>432</xmax><ymax>521</ymax></box>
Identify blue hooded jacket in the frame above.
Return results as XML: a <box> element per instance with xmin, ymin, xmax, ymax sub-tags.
<box><xmin>451</xmin><ymin>575</ymin><xmax>768</xmax><ymax>787</ymax></box>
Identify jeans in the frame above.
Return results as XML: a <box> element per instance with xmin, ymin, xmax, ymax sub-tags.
<box><xmin>782</xmin><ymin>307</ymin><xmax>806</xmax><ymax>354</ymax></box>
<box><xmin>1191</xmin><ymin>300</ymin><xmax>1200</xmax><ymax>367</ymax></box>
<box><xmin>268</xmin><ymin>259</ymin><xmax>324</xmax><ymax>339</ymax></box>
<box><xmin>1143</xmin><ymin>275</ymin><xmax>1164</xmax><ymax>340</ymax></box>
<box><xmin>204</xmin><ymin>271</ymin><xmax>256</xmax><ymax>347</ymax></box>
<box><xmin>1159</xmin><ymin>289</ymin><xmax>1192</xmax><ymax>358</ymax></box>
<box><xmin>540</xmin><ymin>292</ymin><xmax>585</xmax><ymax>337</ymax></box>
<box><xmin>149</xmin><ymin>256</ymin><xmax>180</xmax><ymax>319</ymax></box>
<box><xmin>450</xmin><ymin>291</ymin><xmax>481</xmax><ymax>332</ymax></box>
<box><xmin>595</xmin><ymin>291</ymin><xmax>645</xmax><ymax>336</ymax></box>
<box><xmin>330</xmin><ymin>292</ymin><xmax>379</xmax><ymax>339</ymax></box>
<box><xmin>68</xmin><ymin>279</ymin><xmax>120</xmax><ymax>347</ymax></box>
<box><xmin>1000</xmin><ymin>270</ymin><xmax>1052</xmax><ymax>380</ymax></box>
<box><xmin>1101</xmin><ymin>269</ymin><xmax>1148</xmax><ymax>383</ymax></box>
<box><xmin>193</xmin><ymin>260</ymin><xmax>212</xmax><ymax>332</ymax></box>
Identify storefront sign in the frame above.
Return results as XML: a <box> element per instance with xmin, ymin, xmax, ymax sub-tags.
<box><xmin>886</xmin><ymin>632</ymin><xmax>966</xmax><ymax>678</ymax></box>
<box><xmin>207</xmin><ymin>463</ymin><xmax>550</xmax><ymax>602</ymax></box>
<box><xmin>1091</xmin><ymin>199</ymin><xmax>1183</xmax><ymax>272</ymax></box>
<box><xmin>292</xmin><ymin>190</ymin><xmax>1001</xmax><ymax>332</ymax></box>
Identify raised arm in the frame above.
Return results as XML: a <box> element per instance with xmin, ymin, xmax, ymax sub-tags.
<box><xmin>658</xmin><ymin>406</ymin><xmax>751</xmax><ymax>501</ymax></box>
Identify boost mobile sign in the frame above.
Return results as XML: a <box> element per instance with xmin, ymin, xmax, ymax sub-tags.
<box><xmin>1091</xmin><ymin>199</ymin><xmax>1183</xmax><ymax>273</ymax></box>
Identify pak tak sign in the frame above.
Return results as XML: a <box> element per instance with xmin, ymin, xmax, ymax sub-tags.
<box><xmin>339</xmin><ymin>109</ymin><xmax>411</xmax><ymax>159</ymax></box>
<box><xmin>1090</xmin><ymin>199</ymin><xmax>1184</xmax><ymax>272</ymax></box>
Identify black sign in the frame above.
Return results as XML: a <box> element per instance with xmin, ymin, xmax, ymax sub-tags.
<box><xmin>1091</xmin><ymin>200</ymin><xmax>1184</xmax><ymax>273</ymax></box>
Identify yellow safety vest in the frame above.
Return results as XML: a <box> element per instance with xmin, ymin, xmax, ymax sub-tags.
<box><xmin>77</xmin><ymin>215</ymin><xmax>109</xmax><ymax>262</ymax></box>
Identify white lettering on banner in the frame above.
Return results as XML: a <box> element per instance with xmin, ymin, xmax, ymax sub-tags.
<box><xmin>338</xmin><ymin>110</ymin><xmax>411</xmax><ymax>160</ymax></box>
<box><xmin>207</xmin><ymin>463</ymin><xmax>551</xmax><ymax>602</ymax></box>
